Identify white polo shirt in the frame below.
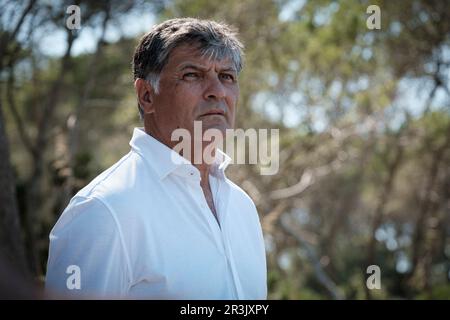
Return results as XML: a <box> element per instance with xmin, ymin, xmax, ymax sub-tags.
<box><xmin>45</xmin><ymin>127</ymin><xmax>267</xmax><ymax>299</ymax></box>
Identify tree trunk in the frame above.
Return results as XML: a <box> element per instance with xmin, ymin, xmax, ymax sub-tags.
<box><xmin>365</xmin><ymin>137</ymin><xmax>404</xmax><ymax>299</ymax></box>
<box><xmin>0</xmin><ymin>97</ymin><xmax>28</xmax><ymax>276</ymax></box>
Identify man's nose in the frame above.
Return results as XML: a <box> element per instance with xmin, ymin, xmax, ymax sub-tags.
<box><xmin>203</xmin><ymin>75</ymin><xmax>226</xmax><ymax>100</ymax></box>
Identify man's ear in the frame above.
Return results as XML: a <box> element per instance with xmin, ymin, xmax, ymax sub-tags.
<box><xmin>134</xmin><ymin>78</ymin><xmax>155</xmax><ymax>114</ymax></box>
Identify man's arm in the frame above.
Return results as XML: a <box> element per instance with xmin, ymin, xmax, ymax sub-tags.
<box><xmin>45</xmin><ymin>196</ymin><xmax>131</xmax><ymax>298</ymax></box>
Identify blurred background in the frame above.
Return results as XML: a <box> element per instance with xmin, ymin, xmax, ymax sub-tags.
<box><xmin>0</xmin><ymin>0</ymin><xmax>449</xmax><ymax>299</ymax></box>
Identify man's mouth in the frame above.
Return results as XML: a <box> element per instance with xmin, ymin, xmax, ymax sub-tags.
<box><xmin>200</xmin><ymin>109</ymin><xmax>226</xmax><ymax>117</ymax></box>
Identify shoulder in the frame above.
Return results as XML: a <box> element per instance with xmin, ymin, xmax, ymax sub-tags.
<box><xmin>226</xmin><ymin>178</ymin><xmax>257</xmax><ymax>209</ymax></box>
<box><xmin>225</xmin><ymin>177</ymin><xmax>260</xmax><ymax>222</ymax></box>
<box><xmin>53</xmin><ymin>149</ymin><xmax>161</xmax><ymax>238</ymax></box>
<box><xmin>50</xmin><ymin>195</ymin><xmax>119</xmax><ymax>241</ymax></box>
<box><xmin>70</xmin><ymin>150</ymin><xmax>159</xmax><ymax>215</ymax></box>
<box><xmin>76</xmin><ymin>151</ymin><xmax>151</xmax><ymax>199</ymax></box>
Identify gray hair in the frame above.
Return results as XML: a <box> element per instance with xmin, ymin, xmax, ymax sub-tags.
<box><xmin>132</xmin><ymin>18</ymin><xmax>245</xmax><ymax>119</ymax></box>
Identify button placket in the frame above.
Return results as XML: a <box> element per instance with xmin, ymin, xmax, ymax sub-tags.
<box><xmin>192</xmin><ymin>180</ymin><xmax>225</xmax><ymax>256</ymax></box>
<box><xmin>213</xmin><ymin>178</ymin><xmax>244</xmax><ymax>299</ymax></box>
<box><xmin>187</xmin><ymin>170</ymin><xmax>242</xmax><ymax>298</ymax></box>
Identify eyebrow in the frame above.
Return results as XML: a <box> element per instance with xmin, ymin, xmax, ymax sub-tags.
<box><xmin>178</xmin><ymin>63</ymin><xmax>237</xmax><ymax>73</ymax></box>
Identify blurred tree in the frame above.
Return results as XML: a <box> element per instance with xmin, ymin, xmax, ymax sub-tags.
<box><xmin>0</xmin><ymin>0</ymin><xmax>37</xmax><ymax>279</ymax></box>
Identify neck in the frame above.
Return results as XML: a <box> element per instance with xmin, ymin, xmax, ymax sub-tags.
<box><xmin>144</xmin><ymin>119</ymin><xmax>175</xmax><ymax>149</ymax></box>
<box><xmin>193</xmin><ymin>141</ymin><xmax>216</xmax><ymax>188</ymax></box>
<box><xmin>196</xmin><ymin>162</ymin><xmax>211</xmax><ymax>189</ymax></box>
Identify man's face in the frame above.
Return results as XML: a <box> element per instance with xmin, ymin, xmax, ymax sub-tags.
<box><xmin>148</xmin><ymin>43</ymin><xmax>239</xmax><ymax>148</ymax></box>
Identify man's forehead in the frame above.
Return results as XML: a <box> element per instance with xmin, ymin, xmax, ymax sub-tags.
<box><xmin>167</xmin><ymin>43</ymin><xmax>235</xmax><ymax>70</ymax></box>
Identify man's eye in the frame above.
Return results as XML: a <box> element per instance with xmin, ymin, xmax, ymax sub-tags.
<box><xmin>183</xmin><ymin>72</ymin><xmax>199</xmax><ymax>79</ymax></box>
<box><xmin>220</xmin><ymin>73</ymin><xmax>235</xmax><ymax>82</ymax></box>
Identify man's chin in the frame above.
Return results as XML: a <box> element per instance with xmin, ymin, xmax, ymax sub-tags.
<box><xmin>199</xmin><ymin>119</ymin><xmax>230</xmax><ymax>134</ymax></box>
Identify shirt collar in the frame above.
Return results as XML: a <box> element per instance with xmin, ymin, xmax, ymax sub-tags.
<box><xmin>129</xmin><ymin>127</ymin><xmax>231</xmax><ymax>181</ymax></box>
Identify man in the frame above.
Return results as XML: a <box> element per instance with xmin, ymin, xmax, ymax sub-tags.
<box><xmin>45</xmin><ymin>18</ymin><xmax>267</xmax><ymax>299</ymax></box>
